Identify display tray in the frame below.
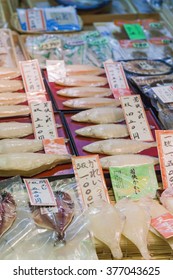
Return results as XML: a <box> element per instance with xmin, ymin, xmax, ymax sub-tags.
<box><xmin>0</xmin><ymin>112</ymin><xmax>76</xmax><ymax>180</ymax></box>
<box><xmin>62</xmin><ymin>108</ymin><xmax>160</xmax><ymax>170</ymax></box>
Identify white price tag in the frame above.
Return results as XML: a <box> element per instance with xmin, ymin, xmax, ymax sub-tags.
<box><xmin>152</xmin><ymin>85</ymin><xmax>173</xmax><ymax>103</ymax></box>
<box><xmin>121</xmin><ymin>95</ymin><xmax>154</xmax><ymax>141</ymax></box>
<box><xmin>72</xmin><ymin>155</ymin><xmax>109</xmax><ymax>208</ymax></box>
<box><xmin>26</xmin><ymin>9</ymin><xmax>46</xmax><ymax>31</ymax></box>
<box><xmin>24</xmin><ymin>178</ymin><xmax>56</xmax><ymax>206</ymax></box>
<box><xmin>30</xmin><ymin>101</ymin><xmax>58</xmax><ymax>140</ymax></box>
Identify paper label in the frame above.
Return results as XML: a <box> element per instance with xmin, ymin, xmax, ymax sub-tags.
<box><xmin>40</xmin><ymin>205</ymin><xmax>58</xmax><ymax>215</ymax></box>
<box><xmin>26</xmin><ymin>9</ymin><xmax>46</xmax><ymax>31</ymax></box>
<box><xmin>104</xmin><ymin>61</ymin><xmax>131</xmax><ymax>98</ymax></box>
<box><xmin>43</xmin><ymin>138</ymin><xmax>68</xmax><ymax>154</ymax></box>
<box><xmin>30</xmin><ymin>101</ymin><xmax>58</xmax><ymax>140</ymax></box>
<box><xmin>39</xmin><ymin>39</ymin><xmax>61</xmax><ymax>50</ymax></box>
<box><xmin>124</xmin><ymin>23</ymin><xmax>146</xmax><ymax>40</ymax></box>
<box><xmin>72</xmin><ymin>155</ymin><xmax>109</xmax><ymax>208</ymax></box>
<box><xmin>19</xmin><ymin>60</ymin><xmax>46</xmax><ymax>94</ymax></box>
<box><xmin>46</xmin><ymin>60</ymin><xmax>66</xmax><ymax>82</ymax></box>
<box><xmin>121</xmin><ymin>95</ymin><xmax>154</xmax><ymax>141</ymax></box>
<box><xmin>152</xmin><ymin>85</ymin><xmax>173</xmax><ymax>104</ymax></box>
<box><xmin>155</xmin><ymin>130</ymin><xmax>173</xmax><ymax>189</ymax></box>
<box><xmin>151</xmin><ymin>212</ymin><xmax>173</xmax><ymax>239</ymax></box>
<box><xmin>24</xmin><ymin>178</ymin><xmax>56</xmax><ymax>206</ymax></box>
<box><xmin>109</xmin><ymin>164</ymin><xmax>158</xmax><ymax>201</ymax></box>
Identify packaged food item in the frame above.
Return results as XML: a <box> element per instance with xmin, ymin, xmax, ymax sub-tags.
<box><xmin>149</xmin><ymin>37</ymin><xmax>173</xmax><ymax>63</ymax></box>
<box><xmin>62</xmin><ymin>38</ymin><xmax>87</xmax><ymax>65</ymax></box>
<box><xmin>141</xmin><ymin>19</ymin><xmax>172</xmax><ymax>39</ymax></box>
<box><xmin>119</xmin><ymin>40</ymin><xmax>153</xmax><ymax>60</ymax></box>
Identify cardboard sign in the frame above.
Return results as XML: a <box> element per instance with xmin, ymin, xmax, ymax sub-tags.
<box><xmin>124</xmin><ymin>23</ymin><xmax>146</xmax><ymax>40</ymax></box>
<box><xmin>151</xmin><ymin>212</ymin><xmax>173</xmax><ymax>239</ymax></box>
<box><xmin>24</xmin><ymin>178</ymin><xmax>56</xmax><ymax>206</ymax></box>
<box><xmin>121</xmin><ymin>95</ymin><xmax>154</xmax><ymax>141</ymax></box>
<box><xmin>72</xmin><ymin>155</ymin><xmax>109</xmax><ymax>208</ymax></box>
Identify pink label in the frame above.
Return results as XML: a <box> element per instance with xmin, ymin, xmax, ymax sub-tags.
<box><xmin>43</xmin><ymin>138</ymin><xmax>68</xmax><ymax>154</ymax></box>
<box><xmin>151</xmin><ymin>212</ymin><xmax>173</xmax><ymax>239</ymax></box>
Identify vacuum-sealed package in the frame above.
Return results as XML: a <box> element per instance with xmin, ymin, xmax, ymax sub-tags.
<box><xmin>62</xmin><ymin>38</ymin><xmax>87</xmax><ymax>65</ymax></box>
<box><xmin>141</xmin><ymin>19</ymin><xmax>172</xmax><ymax>39</ymax></box>
<box><xmin>149</xmin><ymin>37</ymin><xmax>173</xmax><ymax>64</ymax></box>
<box><xmin>0</xmin><ymin>176</ymin><xmax>98</xmax><ymax>260</ymax></box>
<box><xmin>118</xmin><ymin>40</ymin><xmax>153</xmax><ymax>60</ymax></box>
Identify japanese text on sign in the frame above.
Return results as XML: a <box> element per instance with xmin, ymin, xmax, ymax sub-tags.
<box><xmin>121</xmin><ymin>95</ymin><xmax>154</xmax><ymax>141</ymax></box>
<box><xmin>151</xmin><ymin>212</ymin><xmax>173</xmax><ymax>239</ymax></box>
<box><xmin>124</xmin><ymin>23</ymin><xmax>146</xmax><ymax>40</ymax></box>
<box><xmin>109</xmin><ymin>164</ymin><xmax>158</xmax><ymax>201</ymax></box>
<box><xmin>19</xmin><ymin>59</ymin><xmax>46</xmax><ymax>94</ymax></box>
<box><xmin>72</xmin><ymin>155</ymin><xmax>109</xmax><ymax>208</ymax></box>
<box><xmin>26</xmin><ymin>9</ymin><xmax>46</xmax><ymax>31</ymax></box>
<box><xmin>24</xmin><ymin>178</ymin><xmax>56</xmax><ymax>206</ymax></box>
<box><xmin>156</xmin><ymin>130</ymin><xmax>173</xmax><ymax>189</ymax></box>
<box><xmin>152</xmin><ymin>85</ymin><xmax>173</xmax><ymax>104</ymax></box>
<box><xmin>30</xmin><ymin>101</ymin><xmax>58</xmax><ymax>140</ymax></box>
<box><xmin>104</xmin><ymin>61</ymin><xmax>131</xmax><ymax>98</ymax></box>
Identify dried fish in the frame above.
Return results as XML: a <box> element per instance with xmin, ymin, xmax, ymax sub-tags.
<box><xmin>0</xmin><ymin>105</ymin><xmax>30</xmax><ymax>118</ymax></box>
<box><xmin>66</xmin><ymin>65</ymin><xmax>105</xmax><ymax>76</ymax></box>
<box><xmin>0</xmin><ymin>80</ymin><xmax>23</xmax><ymax>93</ymax></box>
<box><xmin>57</xmin><ymin>87</ymin><xmax>112</xmax><ymax>98</ymax></box>
<box><xmin>0</xmin><ymin>67</ymin><xmax>21</xmax><ymax>79</ymax></box>
<box><xmin>55</xmin><ymin>75</ymin><xmax>107</xmax><ymax>87</ymax></box>
<box><xmin>0</xmin><ymin>139</ymin><xmax>43</xmax><ymax>153</ymax></box>
<box><xmin>63</xmin><ymin>97</ymin><xmax>120</xmax><ymax>109</ymax></box>
<box><xmin>0</xmin><ymin>92</ymin><xmax>27</xmax><ymax>105</ymax></box>
<box><xmin>0</xmin><ymin>122</ymin><xmax>33</xmax><ymax>139</ymax></box>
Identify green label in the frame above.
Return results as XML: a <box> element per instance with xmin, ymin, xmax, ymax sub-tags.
<box><xmin>109</xmin><ymin>164</ymin><xmax>158</xmax><ymax>201</ymax></box>
<box><xmin>149</xmin><ymin>22</ymin><xmax>162</xmax><ymax>29</ymax></box>
<box><xmin>133</xmin><ymin>42</ymin><xmax>149</xmax><ymax>48</ymax></box>
<box><xmin>162</xmin><ymin>39</ymin><xmax>173</xmax><ymax>45</ymax></box>
<box><xmin>124</xmin><ymin>23</ymin><xmax>146</xmax><ymax>40</ymax></box>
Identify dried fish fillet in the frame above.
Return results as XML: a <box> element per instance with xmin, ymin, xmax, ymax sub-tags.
<box><xmin>0</xmin><ymin>139</ymin><xmax>43</xmax><ymax>153</ymax></box>
<box><xmin>75</xmin><ymin>124</ymin><xmax>129</xmax><ymax>139</ymax></box>
<box><xmin>31</xmin><ymin>191</ymin><xmax>74</xmax><ymax>244</ymax></box>
<box><xmin>71</xmin><ymin>107</ymin><xmax>125</xmax><ymax>124</ymax></box>
<box><xmin>55</xmin><ymin>75</ymin><xmax>107</xmax><ymax>87</ymax></box>
<box><xmin>83</xmin><ymin>139</ymin><xmax>157</xmax><ymax>155</ymax></box>
<box><xmin>0</xmin><ymin>80</ymin><xmax>23</xmax><ymax>93</ymax></box>
<box><xmin>57</xmin><ymin>87</ymin><xmax>112</xmax><ymax>98</ymax></box>
<box><xmin>0</xmin><ymin>122</ymin><xmax>33</xmax><ymax>139</ymax></box>
<box><xmin>0</xmin><ymin>153</ymin><xmax>71</xmax><ymax>177</ymax></box>
<box><xmin>66</xmin><ymin>65</ymin><xmax>105</xmax><ymax>76</ymax></box>
<box><xmin>0</xmin><ymin>67</ymin><xmax>21</xmax><ymax>79</ymax></box>
<box><xmin>63</xmin><ymin>97</ymin><xmax>120</xmax><ymax>109</ymax></box>
<box><xmin>0</xmin><ymin>191</ymin><xmax>16</xmax><ymax>238</ymax></box>
<box><xmin>101</xmin><ymin>154</ymin><xmax>159</xmax><ymax>169</ymax></box>
<box><xmin>0</xmin><ymin>92</ymin><xmax>27</xmax><ymax>105</ymax></box>
<box><xmin>0</xmin><ymin>105</ymin><xmax>30</xmax><ymax>118</ymax></box>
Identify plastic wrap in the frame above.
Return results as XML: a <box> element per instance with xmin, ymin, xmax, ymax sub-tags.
<box><xmin>149</xmin><ymin>37</ymin><xmax>173</xmax><ymax>63</ymax></box>
<box><xmin>141</xmin><ymin>19</ymin><xmax>172</xmax><ymax>39</ymax></box>
<box><xmin>118</xmin><ymin>40</ymin><xmax>153</xmax><ymax>60</ymax></box>
<box><xmin>0</xmin><ymin>176</ymin><xmax>98</xmax><ymax>260</ymax></box>
<box><xmin>62</xmin><ymin>38</ymin><xmax>87</xmax><ymax>65</ymax></box>
<box><xmin>160</xmin><ymin>188</ymin><xmax>173</xmax><ymax>214</ymax></box>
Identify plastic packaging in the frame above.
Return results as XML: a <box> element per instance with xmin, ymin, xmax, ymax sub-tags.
<box><xmin>57</xmin><ymin>0</ymin><xmax>111</xmax><ymax>10</ymax></box>
<box><xmin>160</xmin><ymin>188</ymin><xmax>173</xmax><ymax>214</ymax></box>
<box><xmin>62</xmin><ymin>38</ymin><xmax>87</xmax><ymax>65</ymax></box>
<box><xmin>118</xmin><ymin>40</ymin><xmax>153</xmax><ymax>60</ymax></box>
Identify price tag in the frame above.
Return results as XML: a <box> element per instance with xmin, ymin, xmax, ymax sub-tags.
<box><xmin>151</xmin><ymin>212</ymin><xmax>173</xmax><ymax>239</ymax></box>
<box><xmin>24</xmin><ymin>178</ymin><xmax>56</xmax><ymax>206</ymax></box>
<box><xmin>40</xmin><ymin>206</ymin><xmax>58</xmax><ymax>215</ymax></box>
<box><xmin>46</xmin><ymin>60</ymin><xmax>66</xmax><ymax>82</ymax></box>
<box><xmin>121</xmin><ymin>95</ymin><xmax>154</xmax><ymax>141</ymax></box>
<box><xmin>124</xmin><ymin>23</ymin><xmax>146</xmax><ymax>40</ymax></box>
<box><xmin>30</xmin><ymin>101</ymin><xmax>58</xmax><ymax>140</ymax></box>
<box><xmin>155</xmin><ymin>130</ymin><xmax>173</xmax><ymax>189</ymax></box>
<box><xmin>43</xmin><ymin>138</ymin><xmax>68</xmax><ymax>154</ymax></box>
<box><xmin>39</xmin><ymin>39</ymin><xmax>61</xmax><ymax>50</ymax></box>
<box><xmin>25</xmin><ymin>9</ymin><xmax>46</xmax><ymax>31</ymax></box>
<box><xmin>19</xmin><ymin>59</ymin><xmax>46</xmax><ymax>94</ymax></box>
<box><xmin>109</xmin><ymin>164</ymin><xmax>158</xmax><ymax>201</ymax></box>
<box><xmin>72</xmin><ymin>155</ymin><xmax>109</xmax><ymax>208</ymax></box>
<box><xmin>104</xmin><ymin>61</ymin><xmax>131</xmax><ymax>98</ymax></box>
<box><xmin>152</xmin><ymin>85</ymin><xmax>173</xmax><ymax>104</ymax></box>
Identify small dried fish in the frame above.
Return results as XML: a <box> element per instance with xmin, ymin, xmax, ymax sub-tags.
<box><xmin>31</xmin><ymin>191</ymin><xmax>74</xmax><ymax>244</ymax></box>
<box><xmin>66</xmin><ymin>64</ymin><xmax>105</xmax><ymax>76</ymax></box>
<box><xmin>100</xmin><ymin>154</ymin><xmax>159</xmax><ymax>169</ymax></box>
<box><xmin>0</xmin><ymin>67</ymin><xmax>21</xmax><ymax>79</ymax></box>
<box><xmin>71</xmin><ymin>107</ymin><xmax>125</xmax><ymax>124</ymax></box>
<box><xmin>55</xmin><ymin>75</ymin><xmax>107</xmax><ymax>87</ymax></box>
<box><xmin>75</xmin><ymin>124</ymin><xmax>129</xmax><ymax>139</ymax></box>
<box><xmin>0</xmin><ymin>122</ymin><xmax>33</xmax><ymax>139</ymax></box>
<box><xmin>0</xmin><ymin>191</ymin><xmax>16</xmax><ymax>238</ymax></box>
<box><xmin>83</xmin><ymin>139</ymin><xmax>157</xmax><ymax>155</ymax></box>
<box><xmin>0</xmin><ymin>80</ymin><xmax>23</xmax><ymax>93</ymax></box>
<box><xmin>0</xmin><ymin>139</ymin><xmax>43</xmax><ymax>153</ymax></box>
<box><xmin>57</xmin><ymin>87</ymin><xmax>112</xmax><ymax>98</ymax></box>
<box><xmin>63</xmin><ymin>97</ymin><xmax>120</xmax><ymax>109</ymax></box>
<box><xmin>0</xmin><ymin>92</ymin><xmax>27</xmax><ymax>105</ymax></box>
<box><xmin>0</xmin><ymin>105</ymin><xmax>30</xmax><ymax>118</ymax></box>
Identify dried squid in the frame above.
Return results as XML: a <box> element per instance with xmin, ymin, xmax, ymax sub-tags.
<box><xmin>0</xmin><ymin>139</ymin><xmax>43</xmax><ymax>153</ymax></box>
<box><xmin>66</xmin><ymin>65</ymin><xmax>105</xmax><ymax>76</ymax></box>
<box><xmin>0</xmin><ymin>105</ymin><xmax>30</xmax><ymax>118</ymax></box>
<box><xmin>0</xmin><ymin>122</ymin><xmax>33</xmax><ymax>139</ymax></box>
<box><xmin>55</xmin><ymin>75</ymin><xmax>107</xmax><ymax>87</ymax></box>
<box><xmin>0</xmin><ymin>80</ymin><xmax>23</xmax><ymax>93</ymax></box>
<box><xmin>63</xmin><ymin>97</ymin><xmax>120</xmax><ymax>109</ymax></box>
<box><xmin>0</xmin><ymin>67</ymin><xmax>21</xmax><ymax>79</ymax></box>
<box><xmin>57</xmin><ymin>87</ymin><xmax>112</xmax><ymax>98</ymax></box>
<box><xmin>0</xmin><ymin>92</ymin><xmax>27</xmax><ymax>105</ymax></box>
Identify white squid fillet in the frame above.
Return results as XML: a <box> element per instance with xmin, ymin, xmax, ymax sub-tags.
<box><xmin>71</xmin><ymin>107</ymin><xmax>125</xmax><ymax>124</ymax></box>
<box><xmin>0</xmin><ymin>80</ymin><xmax>23</xmax><ymax>92</ymax></box>
<box><xmin>57</xmin><ymin>87</ymin><xmax>112</xmax><ymax>98</ymax></box>
<box><xmin>63</xmin><ymin>97</ymin><xmax>120</xmax><ymax>109</ymax></box>
<box><xmin>0</xmin><ymin>105</ymin><xmax>30</xmax><ymax>118</ymax></box>
<box><xmin>55</xmin><ymin>75</ymin><xmax>107</xmax><ymax>87</ymax></box>
<box><xmin>66</xmin><ymin>65</ymin><xmax>105</xmax><ymax>76</ymax></box>
<box><xmin>83</xmin><ymin>139</ymin><xmax>157</xmax><ymax>155</ymax></box>
<box><xmin>0</xmin><ymin>92</ymin><xmax>27</xmax><ymax>105</ymax></box>
<box><xmin>116</xmin><ymin>199</ymin><xmax>151</xmax><ymax>259</ymax></box>
<box><xmin>75</xmin><ymin>124</ymin><xmax>129</xmax><ymax>139</ymax></box>
<box><xmin>100</xmin><ymin>154</ymin><xmax>159</xmax><ymax>169</ymax></box>
<box><xmin>0</xmin><ymin>67</ymin><xmax>21</xmax><ymax>79</ymax></box>
<box><xmin>0</xmin><ymin>153</ymin><xmax>71</xmax><ymax>177</ymax></box>
<box><xmin>0</xmin><ymin>122</ymin><xmax>33</xmax><ymax>139</ymax></box>
<box><xmin>0</xmin><ymin>139</ymin><xmax>43</xmax><ymax>153</ymax></box>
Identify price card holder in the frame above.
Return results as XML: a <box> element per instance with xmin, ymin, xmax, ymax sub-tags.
<box><xmin>24</xmin><ymin>178</ymin><xmax>56</xmax><ymax>206</ymax></box>
<box><xmin>155</xmin><ymin>130</ymin><xmax>173</xmax><ymax>189</ymax></box>
<box><xmin>43</xmin><ymin>138</ymin><xmax>68</xmax><ymax>154</ymax></box>
<box><xmin>109</xmin><ymin>164</ymin><xmax>158</xmax><ymax>201</ymax></box>
<box><xmin>104</xmin><ymin>61</ymin><xmax>131</xmax><ymax>99</ymax></box>
<box><xmin>26</xmin><ymin>9</ymin><xmax>46</xmax><ymax>31</ymax></box>
<box><xmin>151</xmin><ymin>212</ymin><xmax>173</xmax><ymax>239</ymax></box>
<box><xmin>121</xmin><ymin>95</ymin><xmax>154</xmax><ymax>141</ymax></box>
<box><xmin>152</xmin><ymin>85</ymin><xmax>173</xmax><ymax>104</ymax></box>
<box><xmin>72</xmin><ymin>155</ymin><xmax>110</xmax><ymax>208</ymax></box>
<box><xmin>124</xmin><ymin>23</ymin><xmax>146</xmax><ymax>40</ymax></box>
<box><xmin>30</xmin><ymin>101</ymin><xmax>58</xmax><ymax>140</ymax></box>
